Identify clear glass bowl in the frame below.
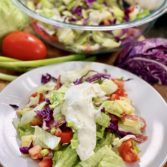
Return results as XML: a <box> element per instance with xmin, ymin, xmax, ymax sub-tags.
<box><xmin>13</xmin><ymin>0</ymin><xmax>167</xmax><ymax>54</ymax></box>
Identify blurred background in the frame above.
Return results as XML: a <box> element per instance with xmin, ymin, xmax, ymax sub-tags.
<box><xmin>147</xmin><ymin>13</ymin><xmax>167</xmax><ymax>37</ymax></box>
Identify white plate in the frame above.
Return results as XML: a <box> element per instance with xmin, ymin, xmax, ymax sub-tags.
<box><xmin>0</xmin><ymin>62</ymin><xmax>167</xmax><ymax>167</ymax></box>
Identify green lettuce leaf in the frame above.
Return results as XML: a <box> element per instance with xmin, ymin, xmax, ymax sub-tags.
<box><xmin>102</xmin><ymin>98</ymin><xmax>135</xmax><ymax>117</ymax></box>
<box><xmin>0</xmin><ymin>0</ymin><xmax>29</xmax><ymax>38</ymax></box>
<box><xmin>33</xmin><ymin>126</ymin><xmax>60</xmax><ymax>149</ymax></box>
<box><xmin>76</xmin><ymin>145</ymin><xmax>124</xmax><ymax>167</ymax></box>
<box><xmin>53</xmin><ymin>145</ymin><xmax>79</xmax><ymax>167</ymax></box>
<box><xmin>100</xmin><ymin>79</ymin><xmax>118</xmax><ymax>95</ymax></box>
<box><xmin>17</xmin><ymin>124</ymin><xmax>34</xmax><ymax>138</ymax></box>
<box><xmin>96</xmin><ymin>112</ymin><xmax>110</xmax><ymax>128</ymax></box>
<box><xmin>49</xmin><ymin>86</ymin><xmax>66</xmax><ymax>108</ymax></box>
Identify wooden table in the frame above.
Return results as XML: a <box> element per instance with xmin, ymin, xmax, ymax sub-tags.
<box><xmin>0</xmin><ymin>47</ymin><xmax>167</xmax><ymax>167</ymax></box>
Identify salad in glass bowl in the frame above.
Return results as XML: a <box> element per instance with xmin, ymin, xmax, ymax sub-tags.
<box><xmin>13</xmin><ymin>0</ymin><xmax>167</xmax><ymax>53</ymax></box>
<box><xmin>13</xmin><ymin>67</ymin><xmax>147</xmax><ymax>167</ymax></box>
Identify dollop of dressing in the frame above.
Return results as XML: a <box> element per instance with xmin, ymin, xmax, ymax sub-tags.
<box><xmin>62</xmin><ymin>82</ymin><xmax>105</xmax><ymax>160</ymax></box>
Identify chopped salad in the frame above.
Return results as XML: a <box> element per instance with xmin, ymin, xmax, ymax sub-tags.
<box><xmin>26</xmin><ymin>0</ymin><xmax>150</xmax><ymax>52</ymax></box>
<box><xmin>13</xmin><ymin>67</ymin><xmax>147</xmax><ymax>167</ymax></box>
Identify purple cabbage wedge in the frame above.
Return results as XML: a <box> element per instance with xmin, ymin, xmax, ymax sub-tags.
<box><xmin>115</xmin><ymin>38</ymin><xmax>167</xmax><ymax>85</ymax></box>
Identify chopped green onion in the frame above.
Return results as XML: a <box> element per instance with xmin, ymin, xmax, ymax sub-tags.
<box><xmin>0</xmin><ymin>73</ymin><xmax>17</xmax><ymax>81</ymax></box>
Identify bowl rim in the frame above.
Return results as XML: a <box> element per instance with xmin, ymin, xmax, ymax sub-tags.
<box><xmin>13</xmin><ymin>0</ymin><xmax>167</xmax><ymax>31</ymax></box>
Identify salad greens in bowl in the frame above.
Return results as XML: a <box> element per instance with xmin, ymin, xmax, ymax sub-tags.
<box><xmin>12</xmin><ymin>0</ymin><xmax>167</xmax><ymax>53</ymax></box>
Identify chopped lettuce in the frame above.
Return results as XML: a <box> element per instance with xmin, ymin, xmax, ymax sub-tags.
<box><xmin>49</xmin><ymin>86</ymin><xmax>66</xmax><ymax>108</ymax></box>
<box><xmin>96</xmin><ymin>112</ymin><xmax>110</xmax><ymax>128</ymax></box>
<box><xmin>103</xmin><ymin>98</ymin><xmax>135</xmax><ymax>117</ymax></box>
<box><xmin>76</xmin><ymin>145</ymin><xmax>124</xmax><ymax>167</ymax></box>
<box><xmin>0</xmin><ymin>0</ymin><xmax>29</xmax><ymax>38</ymax></box>
<box><xmin>21</xmin><ymin>135</ymin><xmax>34</xmax><ymax>147</ymax></box>
<box><xmin>100</xmin><ymin>79</ymin><xmax>118</xmax><ymax>95</ymax></box>
<box><xmin>17</xmin><ymin>124</ymin><xmax>34</xmax><ymax>138</ymax></box>
<box><xmin>20</xmin><ymin>102</ymin><xmax>46</xmax><ymax>125</ymax></box>
<box><xmin>71</xmin><ymin>132</ymin><xmax>79</xmax><ymax>149</ymax></box>
<box><xmin>92</xmin><ymin>32</ymin><xmax>120</xmax><ymax>49</ymax></box>
<box><xmin>118</xmin><ymin>117</ymin><xmax>143</xmax><ymax>134</ymax></box>
<box><xmin>37</xmin><ymin>81</ymin><xmax>56</xmax><ymax>93</ymax></box>
<box><xmin>57</xmin><ymin>28</ymin><xmax>76</xmax><ymax>45</ymax></box>
<box><xmin>96</xmin><ymin>126</ymin><xmax>105</xmax><ymax>139</ymax></box>
<box><xmin>96</xmin><ymin>133</ymin><xmax>115</xmax><ymax>151</ymax></box>
<box><xmin>33</xmin><ymin>126</ymin><xmax>60</xmax><ymax>149</ymax></box>
<box><xmin>53</xmin><ymin>145</ymin><xmax>79</xmax><ymax>167</ymax></box>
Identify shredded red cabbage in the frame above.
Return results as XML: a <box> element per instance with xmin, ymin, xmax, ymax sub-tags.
<box><xmin>85</xmin><ymin>0</ymin><xmax>95</xmax><ymax>7</ymax></box>
<box><xmin>108</xmin><ymin>115</ymin><xmax>132</xmax><ymax>138</ymax></box>
<box><xmin>41</xmin><ymin>73</ymin><xmax>56</xmax><ymax>84</ymax></box>
<box><xmin>74</xmin><ymin>71</ymin><xmax>111</xmax><ymax>85</ymax></box>
<box><xmin>72</xmin><ymin>6</ymin><xmax>82</xmax><ymax>16</ymax></box>
<box><xmin>53</xmin><ymin>118</ymin><xmax>66</xmax><ymax>128</ymax></box>
<box><xmin>115</xmin><ymin>38</ymin><xmax>167</xmax><ymax>85</ymax></box>
<box><xmin>85</xmin><ymin>73</ymin><xmax>111</xmax><ymax>82</ymax></box>
<box><xmin>9</xmin><ymin>104</ymin><xmax>19</xmax><ymax>110</ymax></box>
<box><xmin>45</xmin><ymin>98</ymin><xmax>51</xmax><ymax>104</ymax></box>
<box><xmin>19</xmin><ymin>143</ymin><xmax>33</xmax><ymax>154</ymax></box>
<box><xmin>36</xmin><ymin>107</ymin><xmax>53</xmax><ymax>127</ymax></box>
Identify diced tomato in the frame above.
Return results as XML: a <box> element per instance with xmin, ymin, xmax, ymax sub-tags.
<box><xmin>31</xmin><ymin>92</ymin><xmax>44</xmax><ymax>103</ymax></box>
<box><xmin>55</xmin><ymin>129</ymin><xmax>73</xmax><ymax>144</ymax></box>
<box><xmin>110</xmin><ymin>93</ymin><xmax>120</xmax><ymax>100</ymax></box>
<box><xmin>116</xmin><ymin>89</ymin><xmax>127</xmax><ymax>97</ymax></box>
<box><xmin>39</xmin><ymin>157</ymin><xmax>52</xmax><ymax>167</ymax></box>
<box><xmin>118</xmin><ymin>139</ymin><xmax>139</xmax><ymax>163</ymax></box>
<box><xmin>29</xmin><ymin>145</ymin><xmax>42</xmax><ymax>160</ymax></box>
<box><xmin>110</xmin><ymin>88</ymin><xmax>126</xmax><ymax>100</ymax></box>
<box><xmin>31</xmin><ymin>92</ymin><xmax>38</xmax><ymax>97</ymax></box>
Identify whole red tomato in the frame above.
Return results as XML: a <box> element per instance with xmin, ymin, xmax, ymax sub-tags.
<box><xmin>2</xmin><ymin>32</ymin><xmax>47</xmax><ymax>60</ymax></box>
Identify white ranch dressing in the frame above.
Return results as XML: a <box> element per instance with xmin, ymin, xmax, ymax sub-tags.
<box><xmin>62</xmin><ymin>82</ymin><xmax>105</xmax><ymax>160</ymax></box>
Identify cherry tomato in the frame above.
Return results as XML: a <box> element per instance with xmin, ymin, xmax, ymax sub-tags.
<box><xmin>2</xmin><ymin>31</ymin><xmax>47</xmax><ymax>60</ymax></box>
<box><xmin>55</xmin><ymin>130</ymin><xmax>73</xmax><ymax>144</ymax></box>
<box><xmin>118</xmin><ymin>139</ymin><xmax>139</xmax><ymax>163</ymax></box>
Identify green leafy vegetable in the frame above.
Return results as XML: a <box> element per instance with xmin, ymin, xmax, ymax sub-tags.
<box><xmin>0</xmin><ymin>0</ymin><xmax>29</xmax><ymax>38</ymax></box>
<box><xmin>33</xmin><ymin>126</ymin><xmax>60</xmax><ymax>149</ymax></box>
<box><xmin>96</xmin><ymin>112</ymin><xmax>110</xmax><ymax>128</ymax></box>
<box><xmin>53</xmin><ymin>145</ymin><xmax>79</xmax><ymax>167</ymax></box>
<box><xmin>76</xmin><ymin>145</ymin><xmax>124</xmax><ymax>167</ymax></box>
